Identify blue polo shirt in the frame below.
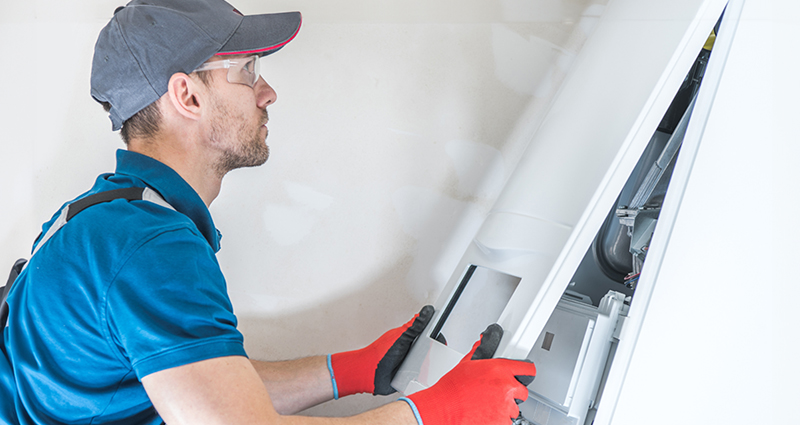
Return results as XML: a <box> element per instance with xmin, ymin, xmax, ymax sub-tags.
<box><xmin>1</xmin><ymin>150</ymin><xmax>246</xmax><ymax>424</ymax></box>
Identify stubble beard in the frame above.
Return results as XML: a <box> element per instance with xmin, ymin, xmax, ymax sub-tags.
<box><xmin>209</xmin><ymin>105</ymin><xmax>271</xmax><ymax>178</ymax></box>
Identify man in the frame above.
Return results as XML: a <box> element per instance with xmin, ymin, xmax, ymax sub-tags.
<box><xmin>0</xmin><ymin>1</ymin><xmax>536</xmax><ymax>424</ymax></box>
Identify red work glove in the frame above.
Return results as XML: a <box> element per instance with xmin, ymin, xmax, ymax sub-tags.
<box><xmin>329</xmin><ymin>305</ymin><xmax>434</xmax><ymax>398</ymax></box>
<box><xmin>402</xmin><ymin>324</ymin><xmax>536</xmax><ymax>425</ymax></box>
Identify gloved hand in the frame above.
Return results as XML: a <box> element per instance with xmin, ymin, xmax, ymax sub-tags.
<box><xmin>329</xmin><ymin>305</ymin><xmax>434</xmax><ymax>398</ymax></box>
<box><xmin>402</xmin><ymin>324</ymin><xmax>536</xmax><ymax>425</ymax></box>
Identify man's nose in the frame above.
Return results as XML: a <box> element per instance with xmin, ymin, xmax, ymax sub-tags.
<box><xmin>255</xmin><ymin>76</ymin><xmax>277</xmax><ymax>109</ymax></box>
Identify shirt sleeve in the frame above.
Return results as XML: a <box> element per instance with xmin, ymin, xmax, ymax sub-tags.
<box><xmin>104</xmin><ymin>227</ymin><xmax>246</xmax><ymax>380</ymax></box>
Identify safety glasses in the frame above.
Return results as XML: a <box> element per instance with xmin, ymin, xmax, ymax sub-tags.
<box><xmin>193</xmin><ymin>55</ymin><xmax>261</xmax><ymax>87</ymax></box>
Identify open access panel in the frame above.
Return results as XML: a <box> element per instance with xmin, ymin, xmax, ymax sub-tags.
<box><xmin>391</xmin><ymin>1</ymin><xmax>735</xmax><ymax>424</ymax></box>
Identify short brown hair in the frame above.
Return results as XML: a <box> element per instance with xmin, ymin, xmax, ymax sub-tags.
<box><xmin>101</xmin><ymin>71</ymin><xmax>215</xmax><ymax>144</ymax></box>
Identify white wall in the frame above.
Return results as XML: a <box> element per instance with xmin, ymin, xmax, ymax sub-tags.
<box><xmin>0</xmin><ymin>0</ymin><xmax>604</xmax><ymax>416</ymax></box>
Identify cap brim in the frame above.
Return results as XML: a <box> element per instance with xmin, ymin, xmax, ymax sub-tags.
<box><xmin>218</xmin><ymin>11</ymin><xmax>301</xmax><ymax>57</ymax></box>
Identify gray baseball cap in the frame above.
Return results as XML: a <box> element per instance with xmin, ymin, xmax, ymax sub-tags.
<box><xmin>91</xmin><ymin>0</ymin><xmax>301</xmax><ymax>131</ymax></box>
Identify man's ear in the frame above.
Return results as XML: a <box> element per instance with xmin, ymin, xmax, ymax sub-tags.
<box><xmin>165</xmin><ymin>73</ymin><xmax>204</xmax><ymax>122</ymax></box>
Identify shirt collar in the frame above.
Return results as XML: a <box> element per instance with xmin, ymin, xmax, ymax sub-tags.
<box><xmin>114</xmin><ymin>149</ymin><xmax>221</xmax><ymax>252</ymax></box>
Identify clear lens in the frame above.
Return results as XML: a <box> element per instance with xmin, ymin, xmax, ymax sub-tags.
<box><xmin>193</xmin><ymin>55</ymin><xmax>260</xmax><ymax>88</ymax></box>
<box><xmin>230</xmin><ymin>55</ymin><xmax>259</xmax><ymax>87</ymax></box>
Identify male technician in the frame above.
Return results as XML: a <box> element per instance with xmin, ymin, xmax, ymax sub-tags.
<box><xmin>0</xmin><ymin>1</ymin><xmax>536</xmax><ymax>424</ymax></box>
